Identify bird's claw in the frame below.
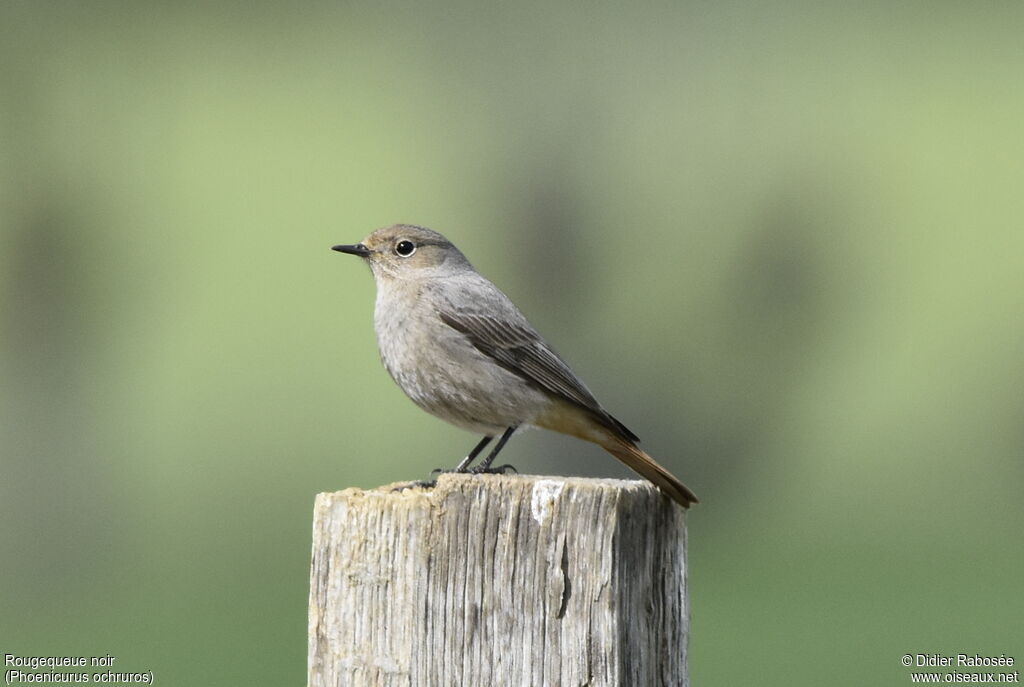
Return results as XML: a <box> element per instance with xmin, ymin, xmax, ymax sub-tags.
<box><xmin>390</xmin><ymin>479</ymin><xmax>437</xmax><ymax>493</ymax></box>
<box><xmin>468</xmin><ymin>463</ymin><xmax>518</xmax><ymax>475</ymax></box>
<box><xmin>429</xmin><ymin>463</ymin><xmax>518</xmax><ymax>477</ymax></box>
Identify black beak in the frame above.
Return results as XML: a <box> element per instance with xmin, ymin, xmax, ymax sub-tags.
<box><xmin>332</xmin><ymin>243</ymin><xmax>371</xmax><ymax>257</ymax></box>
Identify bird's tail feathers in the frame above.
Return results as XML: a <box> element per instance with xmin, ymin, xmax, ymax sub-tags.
<box><xmin>602</xmin><ymin>437</ymin><xmax>698</xmax><ymax>508</ymax></box>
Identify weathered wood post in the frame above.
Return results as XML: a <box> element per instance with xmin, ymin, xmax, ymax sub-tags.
<box><xmin>308</xmin><ymin>472</ymin><xmax>689</xmax><ymax>686</ymax></box>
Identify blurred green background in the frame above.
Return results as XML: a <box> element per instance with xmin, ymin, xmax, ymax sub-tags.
<box><xmin>2</xmin><ymin>2</ymin><xmax>1022</xmax><ymax>684</ymax></box>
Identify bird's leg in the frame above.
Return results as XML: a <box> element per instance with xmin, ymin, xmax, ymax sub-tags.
<box><xmin>469</xmin><ymin>426</ymin><xmax>518</xmax><ymax>474</ymax></box>
<box><xmin>454</xmin><ymin>434</ymin><xmax>494</xmax><ymax>471</ymax></box>
<box><xmin>432</xmin><ymin>435</ymin><xmax>493</xmax><ymax>475</ymax></box>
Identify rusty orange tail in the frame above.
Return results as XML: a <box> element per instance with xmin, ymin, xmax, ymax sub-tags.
<box><xmin>602</xmin><ymin>437</ymin><xmax>698</xmax><ymax>508</ymax></box>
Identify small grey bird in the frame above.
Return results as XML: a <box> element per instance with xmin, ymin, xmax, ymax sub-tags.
<box><xmin>332</xmin><ymin>224</ymin><xmax>697</xmax><ymax>507</ymax></box>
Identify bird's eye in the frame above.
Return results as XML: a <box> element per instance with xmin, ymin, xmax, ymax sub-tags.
<box><xmin>394</xmin><ymin>240</ymin><xmax>416</xmax><ymax>257</ymax></box>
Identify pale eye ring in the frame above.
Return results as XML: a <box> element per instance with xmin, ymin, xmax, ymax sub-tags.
<box><xmin>394</xmin><ymin>240</ymin><xmax>416</xmax><ymax>257</ymax></box>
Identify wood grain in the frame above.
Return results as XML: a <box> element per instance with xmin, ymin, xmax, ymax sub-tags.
<box><xmin>308</xmin><ymin>472</ymin><xmax>688</xmax><ymax>686</ymax></box>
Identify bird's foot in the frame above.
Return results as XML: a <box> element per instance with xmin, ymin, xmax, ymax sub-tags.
<box><xmin>468</xmin><ymin>463</ymin><xmax>518</xmax><ymax>475</ymax></box>
<box><xmin>390</xmin><ymin>479</ymin><xmax>437</xmax><ymax>493</ymax></box>
<box><xmin>429</xmin><ymin>464</ymin><xmax>518</xmax><ymax>476</ymax></box>
<box><xmin>429</xmin><ymin>467</ymin><xmax>457</xmax><ymax>476</ymax></box>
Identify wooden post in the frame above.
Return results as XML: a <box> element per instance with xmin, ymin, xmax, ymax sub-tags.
<box><xmin>308</xmin><ymin>472</ymin><xmax>689</xmax><ymax>686</ymax></box>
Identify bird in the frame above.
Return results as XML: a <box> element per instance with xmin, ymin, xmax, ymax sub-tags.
<box><xmin>332</xmin><ymin>224</ymin><xmax>697</xmax><ymax>507</ymax></box>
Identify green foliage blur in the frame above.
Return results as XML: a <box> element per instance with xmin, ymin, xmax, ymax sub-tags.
<box><xmin>2</xmin><ymin>2</ymin><xmax>1022</xmax><ymax>684</ymax></box>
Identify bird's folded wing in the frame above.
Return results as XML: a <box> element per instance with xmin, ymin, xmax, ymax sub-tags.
<box><xmin>437</xmin><ymin>309</ymin><xmax>639</xmax><ymax>442</ymax></box>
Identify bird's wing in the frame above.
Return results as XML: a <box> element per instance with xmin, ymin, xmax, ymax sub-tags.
<box><xmin>436</xmin><ymin>307</ymin><xmax>639</xmax><ymax>442</ymax></box>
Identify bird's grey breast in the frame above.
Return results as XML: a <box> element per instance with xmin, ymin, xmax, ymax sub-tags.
<box><xmin>372</xmin><ymin>273</ymin><xmax>551</xmax><ymax>433</ymax></box>
<box><xmin>373</xmin><ymin>279</ymin><xmax>440</xmax><ymax>394</ymax></box>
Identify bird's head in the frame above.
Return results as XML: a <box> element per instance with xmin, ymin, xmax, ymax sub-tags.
<box><xmin>333</xmin><ymin>224</ymin><xmax>473</xmax><ymax>281</ymax></box>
